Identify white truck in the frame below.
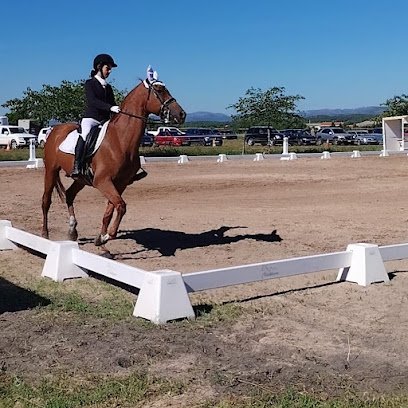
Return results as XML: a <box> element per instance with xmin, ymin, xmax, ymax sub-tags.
<box><xmin>0</xmin><ymin>125</ymin><xmax>30</xmax><ymax>149</ymax></box>
<box><xmin>147</xmin><ymin>126</ymin><xmax>185</xmax><ymax>137</ymax></box>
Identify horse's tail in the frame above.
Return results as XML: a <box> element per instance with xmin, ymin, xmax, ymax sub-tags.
<box><xmin>55</xmin><ymin>173</ymin><xmax>66</xmax><ymax>201</ymax></box>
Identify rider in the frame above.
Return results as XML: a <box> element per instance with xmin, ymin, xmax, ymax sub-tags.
<box><xmin>71</xmin><ymin>53</ymin><xmax>121</xmax><ymax>177</ymax></box>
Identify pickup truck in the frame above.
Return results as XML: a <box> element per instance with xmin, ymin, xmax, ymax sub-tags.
<box><xmin>147</xmin><ymin>126</ymin><xmax>185</xmax><ymax>137</ymax></box>
<box><xmin>0</xmin><ymin>125</ymin><xmax>31</xmax><ymax>149</ymax></box>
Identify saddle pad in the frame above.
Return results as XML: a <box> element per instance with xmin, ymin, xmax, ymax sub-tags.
<box><xmin>59</xmin><ymin>120</ymin><xmax>110</xmax><ymax>155</ymax></box>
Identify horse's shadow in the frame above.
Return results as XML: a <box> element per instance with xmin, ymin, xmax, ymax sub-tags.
<box><xmin>0</xmin><ymin>277</ymin><xmax>50</xmax><ymax>314</ymax></box>
<box><xmin>79</xmin><ymin>226</ymin><xmax>282</xmax><ymax>258</ymax></box>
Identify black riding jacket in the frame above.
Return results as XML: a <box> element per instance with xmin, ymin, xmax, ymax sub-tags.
<box><xmin>83</xmin><ymin>77</ymin><xmax>116</xmax><ymax>122</ymax></box>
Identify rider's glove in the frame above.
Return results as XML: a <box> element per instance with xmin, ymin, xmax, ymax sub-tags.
<box><xmin>110</xmin><ymin>106</ymin><xmax>121</xmax><ymax>113</ymax></box>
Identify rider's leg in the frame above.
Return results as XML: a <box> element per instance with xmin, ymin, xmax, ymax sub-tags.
<box><xmin>71</xmin><ymin>118</ymin><xmax>99</xmax><ymax>177</ymax></box>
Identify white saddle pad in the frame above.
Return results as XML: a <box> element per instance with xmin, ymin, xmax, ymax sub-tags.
<box><xmin>59</xmin><ymin>120</ymin><xmax>110</xmax><ymax>155</ymax></box>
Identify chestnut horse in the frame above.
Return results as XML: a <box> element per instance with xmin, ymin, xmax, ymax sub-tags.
<box><xmin>41</xmin><ymin>72</ymin><xmax>186</xmax><ymax>246</ymax></box>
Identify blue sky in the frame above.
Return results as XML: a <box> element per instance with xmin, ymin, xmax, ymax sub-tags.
<box><xmin>1</xmin><ymin>0</ymin><xmax>408</xmax><ymax>116</ymax></box>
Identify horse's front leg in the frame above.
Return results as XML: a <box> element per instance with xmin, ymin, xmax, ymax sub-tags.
<box><xmin>42</xmin><ymin>169</ymin><xmax>59</xmax><ymax>239</ymax></box>
<box><xmin>93</xmin><ymin>180</ymin><xmax>126</xmax><ymax>246</ymax></box>
<box><xmin>94</xmin><ymin>201</ymin><xmax>115</xmax><ymax>246</ymax></box>
<box><xmin>65</xmin><ymin>181</ymin><xmax>85</xmax><ymax>241</ymax></box>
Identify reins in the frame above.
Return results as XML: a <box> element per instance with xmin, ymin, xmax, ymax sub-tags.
<box><xmin>119</xmin><ymin>110</ymin><xmax>147</xmax><ymax>122</ymax></box>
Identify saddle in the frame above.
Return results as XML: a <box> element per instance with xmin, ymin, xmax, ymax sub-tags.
<box><xmin>72</xmin><ymin>124</ymin><xmax>148</xmax><ymax>186</ymax></box>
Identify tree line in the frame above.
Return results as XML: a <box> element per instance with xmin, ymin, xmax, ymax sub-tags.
<box><xmin>2</xmin><ymin>79</ymin><xmax>407</xmax><ymax>130</ymax></box>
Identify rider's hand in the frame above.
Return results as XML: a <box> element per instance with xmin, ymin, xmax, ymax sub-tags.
<box><xmin>110</xmin><ymin>106</ymin><xmax>121</xmax><ymax>113</ymax></box>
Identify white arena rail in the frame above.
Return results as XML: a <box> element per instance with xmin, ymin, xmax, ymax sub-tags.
<box><xmin>2</xmin><ymin>219</ymin><xmax>408</xmax><ymax>324</ymax></box>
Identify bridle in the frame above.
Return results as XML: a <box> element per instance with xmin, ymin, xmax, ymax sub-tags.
<box><xmin>119</xmin><ymin>79</ymin><xmax>177</xmax><ymax>124</ymax></box>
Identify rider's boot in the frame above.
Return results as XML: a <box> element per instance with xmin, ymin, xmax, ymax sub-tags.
<box><xmin>71</xmin><ymin>136</ymin><xmax>85</xmax><ymax>177</ymax></box>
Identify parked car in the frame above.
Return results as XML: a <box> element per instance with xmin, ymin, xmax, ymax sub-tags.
<box><xmin>154</xmin><ymin>128</ymin><xmax>190</xmax><ymax>146</ymax></box>
<box><xmin>244</xmin><ymin>126</ymin><xmax>284</xmax><ymax>146</ymax></box>
<box><xmin>0</xmin><ymin>125</ymin><xmax>29</xmax><ymax>149</ymax></box>
<box><xmin>316</xmin><ymin>127</ymin><xmax>354</xmax><ymax>145</ymax></box>
<box><xmin>183</xmin><ymin>128</ymin><xmax>223</xmax><ymax>146</ymax></box>
<box><xmin>147</xmin><ymin>126</ymin><xmax>185</xmax><ymax>137</ymax></box>
<box><xmin>353</xmin><ymin>133</ymin><xmax>379</xmax><ymax>145</ymax></box>
<box><xmin>141</xmin><ymin>132</ymin><xmax>154</xmax><ymax>147</ymax></box>
<box><xmin>37</xmin><ymin>127</ymin><xmax>52</xmax><ymax>148</ymax></box>
<box><xmin>281</xmin><ymin>129</ymin><xmax>319</xmax><ymax>145</ymax></box>
<box><xmin>218</xmin><ymin>129</ymin><xmax>238</xmax><ymax>139</ymax></box>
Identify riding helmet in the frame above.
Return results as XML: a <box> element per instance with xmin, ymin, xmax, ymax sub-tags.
<box><xmin>93</xmin><ymin>54</ymin><xmax>118</xmax><ymax>70</ymax></box>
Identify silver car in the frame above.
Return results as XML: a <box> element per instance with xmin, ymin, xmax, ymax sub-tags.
<box><xmin>316</xmin><ymin>127</ymin><xmax>354</xmax><ymax>145</ymax></box>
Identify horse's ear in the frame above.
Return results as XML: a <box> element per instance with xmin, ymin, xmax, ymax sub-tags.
<box><xmin>147</xmin><ymin>65</ymin><xmax>154</xmax><ymax>81</ymax></box>
<box><xmin>153</xmin><ymin>70</ymin><xmax>158</xmax><ymax>81</ymax></box>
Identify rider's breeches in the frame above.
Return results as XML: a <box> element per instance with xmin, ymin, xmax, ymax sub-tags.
<box><xmin>79</xmin><ymin>118</ymin><xmax>100</xmax><ymax>141</ymax></box>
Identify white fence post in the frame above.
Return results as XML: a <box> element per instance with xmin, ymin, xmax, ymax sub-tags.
<box><xmin>337</xmin><ymin>243</ymin><xmax>389</xmax><ymax>286</ymax></box>
<box><xmin>0</xmin><ymin>220</ymin><xmax>18</xmax><ymax>250</ymax></box>
<box><xmin>253</xmin><ymin>153</ymin><xmax>264</xmax><ymax>161</ymax></box>
<box><xmin>42</xmin><ymin>241</ymin><xmax>89</xmax><ymax>282</ymax></box>
<box><xmin>217</xmin><ymin>154</ymin><xmax>227</xmax><ymax>163</ymax></box>
<box><xmin>178</xmin><ymin>154</ymin><xmax>189</xmax><ymax>164</ymax></box>
<box><xmin>134</xmin><ymin>269</ymin><xmax>195</xmax><ymax>324</ymax></box>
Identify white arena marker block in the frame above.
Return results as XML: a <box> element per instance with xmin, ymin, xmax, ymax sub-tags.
<box><xmin>177</xmin><ymin>154</ymin><xmax>189</xmax><ymax>164</ymax></box>
<box><xmin>351</xmin><ymin>150</ymin><xmax>361</xmax><ymax>158</ymax></box>
<box><xmin>42</xmin><ymin>241</ymin><xmax>88</xmax><ymax>282</ymax></box>
<box><xmin>217</xmin><ymin>153</ymin><xmax>227</xmax><ymax>163</ymax></box>
<box><xmin>0</xmin><ymin>220</ymin><xmax>18</xmax><ymax>250</ymax></box>
<box><xmin>134</xmin><ymin>269</ymin><xmax>195</xmax><ymax>324</ymax></box>
<box><xmin>254</xmin><ymin>153</ymin><xmax>264</xmax><ymax>161</ymax></box>
<box><xmin>337</xmin><ymin>243</ymin><xmax>389</xmax><ymax>286</ymax></box>
<box><xmin>281</xmin><ymin>152</ymin><xmax>297</xmax><ymax>161</ymax></box>
<box><xmin>380</xmin><ymin>150</ymin><xmax>389</xmax><ymax>157</ymax></box>
<box><xmin>321</xmin><ymin>151</ymin><xmax>331</xmax><ymax>159</ymax></box>
<box><xmin>140</xmin><ymin>155</ymin><xmax>146</xmax><ymax>165</ymax></box>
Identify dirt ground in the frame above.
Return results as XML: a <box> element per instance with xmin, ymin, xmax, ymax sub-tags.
<box><xmin>1</xmin><ymin>155</ymin><xmax>408</xmax><ymax>406</ymax></box>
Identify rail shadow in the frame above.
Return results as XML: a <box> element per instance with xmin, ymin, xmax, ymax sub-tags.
<box><xmin>0</xmin><ymin>277</ymin><xmax>50</xmax><ymax>314</ymax></box>
<box><xmin>79</xmin><ymin>226</ymin><xmax>282</xmax><ymax>258</ymax></box>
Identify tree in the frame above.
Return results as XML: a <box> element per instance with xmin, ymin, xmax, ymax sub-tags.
<box><xmin>227</xmin><ymin>86</ymin><xmax>306</xmax><ymax>129</ymax></box>
<box><xmin>381</xmin><ymin>94</ymin><xmax>408</xmax><ymax>117</ymax></box>
<box><xmin>2</xmin><ymin>80</ymin><xmax>126</xmax><ymax>126</ymax></box>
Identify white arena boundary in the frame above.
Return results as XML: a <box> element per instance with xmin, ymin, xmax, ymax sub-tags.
<box><xmin>2</xmin><ymin>219</ymin><xmax>408</xmax><ymax>324</ymax></box>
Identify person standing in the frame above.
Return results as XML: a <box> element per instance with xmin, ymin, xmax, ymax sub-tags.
<box><xmin>71</xmin><ymin>53</ymin><xmax>120</xmax><ymax>177</ymax></box>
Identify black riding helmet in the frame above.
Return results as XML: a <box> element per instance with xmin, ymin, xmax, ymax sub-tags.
<box><xmin>93</xmin><ymin>54</ymin><xmax>118</xmax><ymax>70</ymax></box>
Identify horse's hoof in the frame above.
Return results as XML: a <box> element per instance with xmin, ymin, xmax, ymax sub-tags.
<box><xmin>68</xmin><ymin>230</ymin><xmax>78</xmax><ymax>241</ymax></box>
<box><xmin>95</xmin><ymin>233</ymin><xmax>110</xmax><ymax>246</ymax></box>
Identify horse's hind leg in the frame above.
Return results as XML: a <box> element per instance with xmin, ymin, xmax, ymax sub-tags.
<box><xmin>65</xmin><ymin>180</ymin><xmax>85</xmax><ymax>241</ymax></box>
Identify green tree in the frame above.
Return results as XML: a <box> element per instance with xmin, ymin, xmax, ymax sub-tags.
<box><xmin>381</xmin><ymin>94</ymin><xmax>408</xmax><ymax>117</ymax></box>
<box><xmin>227</xmin><ymin>86</ymin><xmax>306</xmax><ymax>129</ymax></box>
<box><xmin>2</xmin><ymin>80</ymin><xmax>126</xmax><ymax>126</ymax></box>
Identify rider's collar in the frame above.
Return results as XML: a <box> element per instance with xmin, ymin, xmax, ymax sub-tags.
<box><xmin>95</xmin><ymin>74</ymin><xmax>107</xmax><ymax>87</ymax></box>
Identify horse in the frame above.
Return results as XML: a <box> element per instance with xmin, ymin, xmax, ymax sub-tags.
<box><xmin>41</xmin><ymin>68</ymin><xmax>186</xmax><ymax>247</ymax></box>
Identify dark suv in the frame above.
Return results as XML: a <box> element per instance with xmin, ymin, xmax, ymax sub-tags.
<box><xmin>280</xmin><ymin>129</ymin><xmax>319</xmax><ymax>145</ymax></box>
<box><xmin>183</xmin><ymin>128</ymin><xmax>223</xmax><ymax>146</ymax></box>
<box><xmin>245</xmin><ymin>126</ymin><xmax>284</xmax><ymax>146</ymax></box>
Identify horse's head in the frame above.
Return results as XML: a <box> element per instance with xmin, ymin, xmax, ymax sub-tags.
<box><xmin>143</xmin><ymin>66</ymin><xmax>186</xmax><ymax>125</ymax></box>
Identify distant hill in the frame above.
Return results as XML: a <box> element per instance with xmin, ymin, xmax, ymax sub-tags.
<box><xmin>186</xmin><ymin>111</ymin><xmax>231</xmax><ymax>123</ymax></box>
<box><xmin>301</xmin><ymin>106</ymin><xmax>385</xmax><ymax>118</ymax></box>
<box><xmin>168</xmin><ymin>106</ymin><xmax>385</xmax><ymax>124</ymax></box>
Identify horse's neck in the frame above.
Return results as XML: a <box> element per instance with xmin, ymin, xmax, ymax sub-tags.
<box><xmin>110</xmin><ymin>86</ymin><xmax>147</xmax><ymax>155</ymax></box>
